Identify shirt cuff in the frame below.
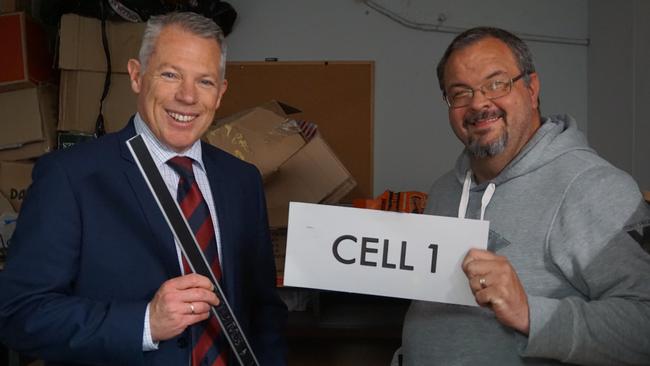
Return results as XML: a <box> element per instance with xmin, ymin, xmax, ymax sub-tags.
<box><xmin>142</xmin><ymin>303</ymin><xmax>159</xmax><ymax>351</ymax></box>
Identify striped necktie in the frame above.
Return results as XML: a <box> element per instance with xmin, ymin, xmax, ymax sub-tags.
<box><xmin>167</xmin><ymin>156</ymin><xmax>228</xmax><ymax>366</ymax></box>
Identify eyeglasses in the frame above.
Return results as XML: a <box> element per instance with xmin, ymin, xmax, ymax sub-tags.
<box><xmin>443</xmin><ymin>72</ymin><xmax>528</xmax><ymax>108</ymax></box>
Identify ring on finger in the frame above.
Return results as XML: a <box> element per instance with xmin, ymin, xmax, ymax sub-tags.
<box><xmin>479</xmin><ymin>277</ymin><xmax>487</xmax><ymax>289</ymax></box>
<box><xmin>189</xmin><ymin>302</ymin><xmax>195</xmax><ymax>315</ymax></box>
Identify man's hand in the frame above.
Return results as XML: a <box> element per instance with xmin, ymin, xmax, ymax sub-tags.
<box><xmin>462</xmin><ymin>248</ymin><xmax>530</xmax><ymax>334</ymax></box>
<box><xmin>149</xmin><ymin>273</ymin><xmax>220</xmax><ymax>342</ymax></box>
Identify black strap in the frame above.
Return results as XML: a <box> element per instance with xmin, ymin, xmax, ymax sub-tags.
<box><xmin>95</xmin><ymin>0</ymin><xmax>111</xmax><ymax>137</ymax></box>
<box><xmin>127</xmin><ymin>135</ymin><xmax>259</xmax><ymax>366</ymax></box>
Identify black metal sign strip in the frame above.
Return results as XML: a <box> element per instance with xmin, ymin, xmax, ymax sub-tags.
<box><xmin>127</xmin><ymin>135</ymin><xmax>259</xmax><ymax>366</ymax></box>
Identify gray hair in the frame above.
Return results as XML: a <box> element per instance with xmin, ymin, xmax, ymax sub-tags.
<box><xmin>138</xmin><ymin>12</ymin><xmax>227</xmax><ymax>80</ymax></box>
<box><xmin>436</xmin><ymin>27</ymin><xmax>535</xmax><ymax>92</ymax></box>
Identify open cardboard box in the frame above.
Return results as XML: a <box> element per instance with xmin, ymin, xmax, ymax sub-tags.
<box><xmin>264</xmin><ymin>133</ymin><xmax>356</xmax><ymax>227</ymax></box>
<box><xmin>206</xmin><ymin>100</ymin><xmax>356</xmax><ymax>227</ymax></box>
<box><xmin>205</xmin><ymin>100</ymin><xmax>306</xmax><ymax>179</ymax></box>
<box><xmin>206</xmin><ymin>101</ymin><xmax>357</xmax><ymax>285</ymax></box>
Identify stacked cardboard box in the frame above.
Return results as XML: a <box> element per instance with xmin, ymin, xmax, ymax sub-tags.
<box><xmin>0</xmin><ymin>12</ymin><xmax>57</xmax><ymax>160</ymax></box>
<box><xmin>205</xmin><ymin>101</ymin><xmax>357</xmax><ymax>284</ymax></box>
<box><xmin>0</xmin><ymin>12</ymin><xmax>54</xmax><ymax>268</ymax></box>
<box><xmin>57</xmin><ymin>13</ymin><xmax>144</xmax><ymax>136</ymax></box>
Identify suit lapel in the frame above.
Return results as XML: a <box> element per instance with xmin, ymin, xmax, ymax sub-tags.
<box><xmin>118</xmin><ymin>121</ymin><xmax>180</xmax><ymax>279</ymax></box>
<box><xmin>202</xmin><ymin>147</ymin><xmax>237</xmax><ymax>306</ymax></box>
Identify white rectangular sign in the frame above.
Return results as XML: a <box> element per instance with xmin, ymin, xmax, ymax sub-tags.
<box><xmin>284</xmin><ymin>202</ymin><xmax>489</xmax><ymax>306</ymax></box>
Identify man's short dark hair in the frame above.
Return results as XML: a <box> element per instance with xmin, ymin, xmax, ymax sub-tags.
<box><xmin>436</xmin><ymin>27</ymin><xmax>536</xmax><ymax>92</ymax></box>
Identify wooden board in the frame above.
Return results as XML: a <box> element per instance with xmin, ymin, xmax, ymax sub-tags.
<box><xmin>217</xmin><ymin>61</ymin><xmax>374</xmax><ymax>200</ymax></box>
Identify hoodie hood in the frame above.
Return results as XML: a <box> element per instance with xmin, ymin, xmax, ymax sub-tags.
<box><xmin>454</xmin><ymin>114</ymin><xmax>594</xmax><ymax>220</ymax></box>
<box><xmin>454</xmin><ymin>114</ymin><xmax>594</xmax><ymax>187</ymax></box>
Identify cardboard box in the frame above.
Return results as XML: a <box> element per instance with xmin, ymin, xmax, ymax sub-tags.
<box><xmin>205</xmin><ymin>101</ymin><xmax>307</xmax><ymax>178</ymax></box>
<box><xmin>0</xmin><ymin>85</ymin><xmax>58</xmax><ymax>159</ymax></box>
<box><xmin>58</xmin><ymin>13</ymin><xmax>144</xmax><ymax>73</ymax></box>
<box><xmin>0</xmin><ymin>0</ymin><xmax>29</xmax><ymax>14</ymax></box>
<box><xmin>270</xmin><ymin>227</ymin><xmax>287</xmax><ymax>286</ymax></box>
<box><xmin>264</xmin><ymin>134</ymin><xmax>356</xmax><ymax>227</ymax></box>
<box><xmin>0</xmin><ymin>12</ymin><xmax>52</xmax><ymax>92</ymax></box>
<box><xmin>0</xmin><ymin>191</ymin><xmax>18</xmax><ymax>268</ymax></box>
<box><xmin>57</xmin><ymin>14</ymin><xmax>142</xmax><ymax>134</ymax></box>
<box><xmin>0</xmin><ymin>0</ymin><xmax>16</xmax><ymax>12</ymax></box>
<box><xmin>58</xmin><ymin>70</ymin><xmax>134</xmax><ymax>134</ymax></box>
<box><xmin>0</xmin><ymin>160</ymin><xmax>33</xmax><ymax>211</ymax></box>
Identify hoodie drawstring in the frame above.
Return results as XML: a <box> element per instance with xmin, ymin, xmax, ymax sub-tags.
<box><xmin>458</xmin><ymin>170</ymin><xmax>495</xmax><ymax>221</ymax></box>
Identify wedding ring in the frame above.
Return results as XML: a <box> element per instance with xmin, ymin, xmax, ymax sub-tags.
<box><xmin>479</xmin><ymin>277</ymin><xmax>487</xmax><ymax>289</ymax></box>
<box><xmin>189</xmin><ymin>302</ymin><xmax>195</xmax><ymax>315</ymax></box>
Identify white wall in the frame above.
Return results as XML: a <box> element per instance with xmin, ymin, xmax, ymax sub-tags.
<box><xmin>589</xmin><ymin>0</ymin><xmax>650</xmax><ymax>191</ymax></box>
<box><xmin>225</xmin><ymin>0</ymin><xmax>588</xmax><ymax>195</ymax></box>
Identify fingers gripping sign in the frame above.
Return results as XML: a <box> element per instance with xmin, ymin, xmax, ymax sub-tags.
<box><xmin>148</xmin><ymin>273</ymin><xmax>220</xmax><ymax>342</ymax></box>
<box><xmin>462</xmin><ymin>248</ymin><xmax>530</xmax><ymax>334</ymax></box>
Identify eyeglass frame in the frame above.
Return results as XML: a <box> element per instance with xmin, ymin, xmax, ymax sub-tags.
<box><xmin>443</xmin><ymin>71</ymin><xmax>530</xmax><ymax>108</ymax></box>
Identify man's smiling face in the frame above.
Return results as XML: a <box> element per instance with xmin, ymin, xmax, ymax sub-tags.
<box><xmin>443</xmin><ymin>37</ymin><xmax>539</xmax><ymax>160</ymax></box>
<box><xmin>127</xmin><ymin>24</ymin><xmax>227</xmax><ymax>152</ymax></box>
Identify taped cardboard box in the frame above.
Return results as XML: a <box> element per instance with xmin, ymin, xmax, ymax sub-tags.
<box><xmin>205</xmin><ymin>101</ymin><xmax>306</xmax><ymax>178</ymax></box>
<box><xmin>0</xmin><ymin>85</ymin><xmax>58</xmax><ymax>160</ymax></box>
<box><xmin>264</xmin><ymin>134</ymin><xmax>356</xmax><ymax>228</ymax></box>
<box><xmin>0</xmin><ymin>12</ymin><xmax>52</xmax><ymax>92</ymax></box>
<box><xmin>0</xmin><ymin>160</ymin><xmax>33</xmax><ymax>211</ymax></box>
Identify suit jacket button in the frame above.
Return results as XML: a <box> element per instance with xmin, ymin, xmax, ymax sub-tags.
<box><xmin>177</xmin><ymin>337</ymin><xmax>188</xmax><ymax>348</ymax></box>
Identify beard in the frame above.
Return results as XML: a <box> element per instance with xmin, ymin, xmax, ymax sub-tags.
<box><xmin>467</xmin><ymin>131</ymin><xmax>508</xmax><ymax>158</ymax></box>
<box><xmin>464</xmin><ymin>108</ymin><xmax>508</xmax><ymax>158</ymax></box>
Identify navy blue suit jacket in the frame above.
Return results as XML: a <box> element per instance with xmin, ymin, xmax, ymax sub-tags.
<box><xmin>0</xmin><ymin>121</ymin><xmax>287</xmax><ymax>365</ymax></box>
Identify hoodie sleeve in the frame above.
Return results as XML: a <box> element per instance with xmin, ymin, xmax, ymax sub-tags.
<box><xmin>523</xmin><ymin>165</ymin><xmax>650</xmax><ymax>365</ymax></box>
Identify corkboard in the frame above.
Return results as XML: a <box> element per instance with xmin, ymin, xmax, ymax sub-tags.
<box><xmin>217</xmin><ymin>61</ymin><xmax>374</xmax><ymax>200</ymax></box>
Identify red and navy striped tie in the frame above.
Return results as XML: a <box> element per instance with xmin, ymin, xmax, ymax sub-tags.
<box><xmin>167</xmin><ymin>156</ymin><xmax>228</xmax><ymax>366</ymax></box>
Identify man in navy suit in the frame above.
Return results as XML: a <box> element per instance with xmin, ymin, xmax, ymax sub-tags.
<box><xmin>0</xmin><ymin>12</ymin><xmax>287</xmax><ymax>365</ymax></box>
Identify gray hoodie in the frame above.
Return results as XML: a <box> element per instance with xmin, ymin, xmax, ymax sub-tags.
<box><xmin>397</xmin><ymin>115</ymin><xmax>650</xmax><ymax>365</ymax></box>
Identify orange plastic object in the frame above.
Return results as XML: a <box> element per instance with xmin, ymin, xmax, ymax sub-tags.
<box><xmin>353</xmin><ymin>190</ymin><xmax>427</xmax><ymax>214</ymax></box>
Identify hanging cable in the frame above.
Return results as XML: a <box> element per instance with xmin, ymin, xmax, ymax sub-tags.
<box><xmin>363</xmin><ymin>0</ymin><xmax>589</xmax><ymax>46</ymax></box>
